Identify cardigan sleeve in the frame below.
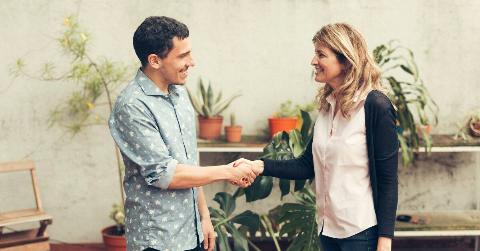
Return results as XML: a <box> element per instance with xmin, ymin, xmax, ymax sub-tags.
<box><xmin>262</xmin><ymin>136</ymin><xmax>315</xmax><ymax>180</ymax></box>
<box><xmin>369</xmin><ymin>92</ymin><xmax>399</xmax><ymax>238</ymax></box>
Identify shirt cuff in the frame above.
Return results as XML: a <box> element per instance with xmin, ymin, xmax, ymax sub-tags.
<box><xmin>152</xmin><ymin>159</ymin><xmax>178</xmax><ymax>189</ymax></box>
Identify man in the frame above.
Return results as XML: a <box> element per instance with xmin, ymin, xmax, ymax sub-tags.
<box><xmin>109</xmin><ymin>16</ymin><xmax>257</xmax><ymax>251</ymax></box>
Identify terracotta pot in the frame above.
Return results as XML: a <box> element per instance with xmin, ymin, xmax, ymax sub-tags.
<box><xmin>225</xmin><ymin>126</ymin><xmax>242</xmax><ymax>143</ymax></box>
<box><xmin>102</xmin><ymin>226</ymin><xmax>126</xmax><ymax>251</ymax></box>
<box><xmin>268</xmin><ymin>117</ymin><xmax>298</xmax><ymax>138</ymax></box>
<box><xmin>416</xmin><ymin>124</ymin><xmax>432</xmax><ymax>135</ymax></box>
<box><xmin>198</xmin><ymin>116</ymin><xmax>223</xmax><ymax>140</ymax></box>
<box><xmin>470</xmin><ymin>119</ymin><xmax>480</xmax><ymax>137</ymax></box>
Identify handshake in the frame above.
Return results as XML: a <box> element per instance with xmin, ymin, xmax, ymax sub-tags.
<box><xmin>227</xmin><ymin>158</ymin><xmax>264</xmax><ymax>188</ymax></box>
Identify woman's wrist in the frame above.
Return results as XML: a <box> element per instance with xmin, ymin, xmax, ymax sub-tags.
<box><xmin>252</xmin><ymin>160</ymin><xmax>264</xmax><ymax>175</ymax></box>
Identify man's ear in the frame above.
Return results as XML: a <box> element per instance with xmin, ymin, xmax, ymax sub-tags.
<box><xmin>147</xmin><ymin>54</ymin><xmax>162</xmax><ymax>69</ymax></box>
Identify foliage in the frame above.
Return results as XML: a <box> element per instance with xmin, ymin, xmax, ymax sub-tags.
<box><xmin>110</xmin><ymin>203</ymin><xmax>125</xmax><ymax>235</ymax></box>
<box><xmin>11</xmin><ymin>15</ymin><xmax>130</xmax><ymax>228</ymax></box>
<box><xmin>244</xmin><ymin>110</ymin><xmax>313</xmax><ymax>202</ymax></box>
<box><xmin>230</xmin><ymin>113</ymin><xmax>237</xmax><ymax>126</ymax></box>
<box><xmin>373</xmin><ymin>40</ymin><xmax>439</xmax><ymax>166</ymax></box>
<box><xmin>454</xmin><ymin>109</ymin><xmax>480</xmax><ymax>140</ymax></box>
<box><xmin>279</xmin><ymin>187</ymin><xmax>319</xmax><ymax>251</ymax></box>
<box><xmin>187</xmin><ymin>78</ymin><xmax>241</xmax><ymax>118</ymax></box>
<box><xmin>209</xmin><ymin>192</ymin><xmax>261</xmax><ymax>251</ymax></box>
<box><xmin>273</xmin><ymin>100</ymin><xmax>316</xmax><ymax>118</ymax></box>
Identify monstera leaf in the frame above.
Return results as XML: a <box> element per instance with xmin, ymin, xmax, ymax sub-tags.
<box><xmin>279</xmin><ymin>187</ymin><xmax>321</xmax><ymax>251</ymax></box>
<box><xmin>209</xmin><ymin>192</ymin><xmax>260</xmax><ymax>251</ymax></box>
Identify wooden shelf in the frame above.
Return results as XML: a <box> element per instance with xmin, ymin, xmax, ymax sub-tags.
<box><xmin>198</xmin><ymin>134</ymin><xmax>480</xmax><ymax>153</ymax></box>
<box><xmin>395</xmin><ymin>210</ymin><xmax>480</xmax><ymax>237</ymax></box>
<box><xmin>0</xmin><ymin>209</ymin><xmax>52</xmax><ymax>228</ymax></box>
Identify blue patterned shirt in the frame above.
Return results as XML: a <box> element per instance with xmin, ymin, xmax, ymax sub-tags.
<box><xmin>109</xmin><ymin>69</ymin><xmax>203</xmax><ymax>251</ymax></box>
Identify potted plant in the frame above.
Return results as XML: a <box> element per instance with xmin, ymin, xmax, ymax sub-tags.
<box><xmin>268</xmin><ymin>101</ymin><xmax>316</xmax><ymax>139</ymax></box>
<box><xmin>225</xmin><ymin>113</ymin><xmax>242</xmax><ymax>143</ymax></box>
<box><xmin>222</xmin><ymin>110</ymin><xmax>318</xmax><ymax>251</ymax></box>
<box><xmin>12</xmin><ymin>16</ymin><xmax>129</xmax><ymax>250</ymax></box>
<box><xmin>469</xmin><ymin>112</ymin><xmax>480</xmax><ymax>137</ymax></box>
<box><xmin>373</xmin><ymin>40</ymin><xmax>439</xmax><ymax>166</ymax></box>
<box><xmin>268</xmin><ymin>101</ymin><xmax>299</xmax><ymax>138</ymax></box>
<box><xmin>455</xmin><ymin>109</ymin><xmax>480</xmax><ymax>140</ymax></box>
<box><xmin>187</xmin><ymin>79</ymin><xmax>240</xmax><ymax>140</ymax></box>
<box><xmin>102</xmin><ymin>204</ymin><xmax>126</xmax><ymax>251</ymax></box>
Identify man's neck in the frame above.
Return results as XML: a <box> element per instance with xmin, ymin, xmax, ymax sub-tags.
<box><xmin>141</xmin><ymin>67</ymin><xmax>169</xmax><ymax>94</ymax></box>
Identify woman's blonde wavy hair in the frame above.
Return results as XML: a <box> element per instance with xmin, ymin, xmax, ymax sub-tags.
<box><xmin>313</xmin><ymin>23</ymin><xmax>386</xmax><ymax>119</ymax></box>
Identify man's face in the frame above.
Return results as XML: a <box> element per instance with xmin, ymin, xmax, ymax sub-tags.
<box><xmin>158</xmin><ymin>37</ymin><xmax>195</xmax><ymax>85</ymax></box>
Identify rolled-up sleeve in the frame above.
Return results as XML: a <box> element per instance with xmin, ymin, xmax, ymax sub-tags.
<box><xmin>109</xmin><ymin>102</ymin><xmax>177</xmax><ymax>189</ymax></box>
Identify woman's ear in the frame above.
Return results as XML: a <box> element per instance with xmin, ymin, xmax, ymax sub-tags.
<box><xmin>147</xmin><ymin>54</ymin><xmax>162</xmax><ymax>69</ymax></box>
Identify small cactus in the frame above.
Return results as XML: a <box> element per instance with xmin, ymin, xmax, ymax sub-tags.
<box><xmin>230</xmin><ymin>113</ymin><xmax>236</xmax><ymax>126</ymax></box>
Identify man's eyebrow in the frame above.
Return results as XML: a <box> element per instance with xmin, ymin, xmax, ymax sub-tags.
<box><xmin>179</xmin><ymin>50</ymin><xmax>191</xmax><ymax>57</ymax></box>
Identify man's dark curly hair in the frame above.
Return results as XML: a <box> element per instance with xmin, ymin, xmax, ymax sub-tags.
<box><xmin>133</xmin><ymin>16</ymin><xmax>189</xmax><ymax>66</ymax></box>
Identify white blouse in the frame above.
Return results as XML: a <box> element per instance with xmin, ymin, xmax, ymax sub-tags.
<box><xmin>312</xmin><ymin>92</ymin><xmax>377</xmax><ymax>238</ymax></box>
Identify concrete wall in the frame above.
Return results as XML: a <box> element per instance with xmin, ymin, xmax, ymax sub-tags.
<box><xmin>1</xmin><ymin>0</ymin><xmax>479</xmax><ymax>242</ymax></box>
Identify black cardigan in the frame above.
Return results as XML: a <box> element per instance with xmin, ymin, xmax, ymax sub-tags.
<box><xmin>262</xmin><ymin>90</ymin><xmax>399</xmax><ymax>238</ymax></box>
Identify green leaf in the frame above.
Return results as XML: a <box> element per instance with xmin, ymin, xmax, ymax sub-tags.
<box><xmin>215</xmin><ymin>90</ymin><xmax>223</xmax><ymax>105</ymax></box>
<box><xmin>225</xmin><ymin>223</ymin><xmax>248</xmax><ymax>251</ymax></box>
<box><xmin>207</xmin><ymin>82</ymin><xmax>214</xmax><ymax>112</ymax></box>
<box><xmin>289</xmin><ymin>130</ymin><xmax>305</xmax><ymax>158</ymax></box>
<box><xmin>279</xmin><ymin>178</ymin><xmax>291</xmax><ymax>198</ymax></box>
<box><xmin>199</xmin><ymin>78</ymin><xmax>207</xmax><ymax>104</ymax></box>
<box><xmin>215</xmin><ymin>226</ymin><xmax>231</xmax><ymax>251</ymax></box>
<box><xmin>279</xmin><ymin>188</ymin><xmax>320</xmax><ymax>251</ymax></box>
<box><xmin>213</xmin><ymin>192</ymin><xmax>236</xmax><ymax>217</ymax></box>
<box><xmin>244</xmin><ymin>176</ymin><xmax>273</xmax><ymax>202</ymax></box>
<box><xmin>400</xmin><ymin>64</ymin><xmax>414</xmax><ymax>75</ymax></box>
<box><xmin>187</xmin><ymin>88</ymin><xmax>203</xmax><ymax>116</ymax></box>
<box><xmin>231</xmin><ymin>210</ymin><xmax>260</xmax><ymax>233</ymax></box>
<box><xmin>300</xmin><ymin>110</ymin><xmax>313</xmax><ymax>143</ymax></box>
<box><xmin>294</xmin><ymin>180</ymin><xmax>306</xmax><ymax>191</ymax></box>
<box><xmin>213</xmin><ymin>94</ymin><xmax>241</xmax><ymax>116</ymax></box>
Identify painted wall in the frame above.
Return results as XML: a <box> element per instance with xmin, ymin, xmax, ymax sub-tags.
<box><xmin>1</xmin><ymin>0</ymin><xmax>479</xmax><ymax>242</ymax></box>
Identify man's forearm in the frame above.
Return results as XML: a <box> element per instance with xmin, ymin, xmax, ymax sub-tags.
<box><xmin>168</xmin><ymin>164</ymin><xmax>233</xmax><ymax>189</ymax></box>
<box><xmin>197</xmin><ymin>187</ymin><xmax>211</xmax><ymax>221</ymax></box>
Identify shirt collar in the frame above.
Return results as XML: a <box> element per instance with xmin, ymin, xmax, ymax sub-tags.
<box><xmin>326</xmin><ymin>89</ymin><xmax>371</xmax><ymax>105</ymax></box>
<box><xmin>135</xmin><ymin>69</ymin><xmax>180</xmax><ymax>97</ymax></box>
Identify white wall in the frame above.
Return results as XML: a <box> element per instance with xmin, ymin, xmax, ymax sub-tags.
<box><xmin>1</xmin><ymin>0</ymin><xmax>479</xmax><ymax>242</ymax></box>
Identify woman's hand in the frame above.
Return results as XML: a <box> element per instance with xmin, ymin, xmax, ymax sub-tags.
<box><xmin>234</xmin><ymin>158</ymin><xmax>264</xmax><ymax>175</ymax></box>
<box><xmin>377</xmin><ymin>237</ymin><xmax>392</xmax><ymax>251</ymax></box>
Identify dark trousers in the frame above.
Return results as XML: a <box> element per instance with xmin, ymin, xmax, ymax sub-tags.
<box><xmin>318</xmin><ymin>226</ymin><xmax>378</xmax><ymax>251</ymax></box>
<box><xmin>143</xmin><ymin>243</ymin><xmax>203</xmax><ymax>251</ymax></box>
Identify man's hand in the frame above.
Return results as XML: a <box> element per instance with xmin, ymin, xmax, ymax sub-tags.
<box><xmin>377</xmin><ymin>237</ymin><xmax>392</xmax><ymax>251</ymax></box>
<box><xmin>228</xmin><ymin>162</ymin><xmax>256</xmax><ymax>188</ymax></box>
<box><xmin>201</xmin><ymin>218</ymin><xmax>216</xmax><ymax>251</ymax></box>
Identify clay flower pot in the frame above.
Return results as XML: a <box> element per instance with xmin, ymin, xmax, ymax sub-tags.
<box><xmin>268</xmin><ymin>117</ymin><xmax>298</xmax><ymax>138</ymax></box>
<box><xmin>225</xmin><ymin>125</ymin><xmax>242</xmax><ymax>143</ymax></box>
<box><xmin>416</xmin><ymin>124</ymin><xmax>432</xmax><ymax>135</ymax></box>
<box><xmin>102</xmin><ymin>226</ymin><xmax>126</xmax><ymax>251</ymax></box>
<box><xmin>198</xmin><ymin>116</ymin><xmax>223</xmax><ymax>140</ymax></box>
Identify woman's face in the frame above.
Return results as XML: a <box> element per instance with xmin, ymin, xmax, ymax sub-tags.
<box><xmin>311</xmin><ymin>42</ymin><xmax>345</xmax><ymax>90</ymax></box>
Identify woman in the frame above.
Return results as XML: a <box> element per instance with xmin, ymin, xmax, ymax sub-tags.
<box><xmin>238</xmin><ymin>23</ymin><xmax>398</xmax><ymax>251</ymax></box>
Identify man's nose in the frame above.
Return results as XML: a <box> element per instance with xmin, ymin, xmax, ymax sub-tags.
<box><xmin>189</xmin><ymin>57</ymin><xmax>196</xmax><ymax>67</ymax></box>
